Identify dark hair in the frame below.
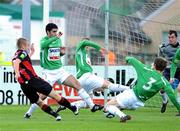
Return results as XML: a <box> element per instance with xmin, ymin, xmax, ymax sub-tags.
<box><xmin>154</xmin><ymin>57</ymin><xmax>167</xmax><ymax>71</ymax></box>
<box><xmin>169</xmin><ymin>30</ymin><xmax>177</xmax><ymax>37</ymax></box>
<box><xmin>17</xmin><ymin>38</ymin><xmax>27</xmax><ymax>49</ymax></box>
<box><xmin>82</xmin><ymin>37</ymin><xmax>90</xmax><ymax>41</ymax></box>
<box><xmin>45</xmin><ymin>23</ymin><xmax>58</xmax><ymax>34</ymax></box>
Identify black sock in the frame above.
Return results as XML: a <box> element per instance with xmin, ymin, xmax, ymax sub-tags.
<box><xmin>58</xmin><ymin>97</ymin><xmax>76</xmax><ymax>112</ymax></box>
<box><xmin>41</xmin><ymin>104</ymin><xmax>58</xmax><ymax>118</ymax></box>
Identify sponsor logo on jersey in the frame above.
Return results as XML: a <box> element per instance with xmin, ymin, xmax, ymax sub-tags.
<box><xmin>48</xmin><ymin>48</ymin><xmax>60</xmax><ymax>61</ymax></box>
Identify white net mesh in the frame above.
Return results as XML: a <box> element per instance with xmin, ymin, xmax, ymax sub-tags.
<box><xmin>52</xmin><ymin>0</ymin><xmax>180</xmax><ymax>107</ymax></box>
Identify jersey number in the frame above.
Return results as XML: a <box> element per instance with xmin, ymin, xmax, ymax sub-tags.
<box><xmin>143</xmin><ymin>77</ymin><xmax>156</xmax><ymax>90</ymax></box>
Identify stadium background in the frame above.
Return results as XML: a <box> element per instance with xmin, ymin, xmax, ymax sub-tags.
<box><xmin>0</xmin><ymin>1</ymin><xmax>180</xmax><ymax>130</ymax></box>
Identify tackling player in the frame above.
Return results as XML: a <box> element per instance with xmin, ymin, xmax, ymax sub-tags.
<box><xmin>12</xmin><ymin>38</ymin><xmax>79</xmax><ymax>121</ymax></box>
<box><xmin>104</xmin><ymin>56</ymin><xmax>180</xmax><ymax>122</ymax></box>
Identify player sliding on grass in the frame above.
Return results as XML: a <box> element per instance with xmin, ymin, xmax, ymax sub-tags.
<box><xmin>12</xmin><ymin>38</ymin><xmax>79</xmax><ymax>121</ymax></box>
<box><xmin>24</xmin><ymin>23</ymin><xmax>103</xmax><ymax>118</ymax></box>
<box><xmin>104</xmin><ymin>56</ymin><xmax>180</xmax><ymax>123</ymax></box>
<box><xmin>55</xmin><ymin>38</ymin><xmax>130</xmax><ymax>113</ymax></box>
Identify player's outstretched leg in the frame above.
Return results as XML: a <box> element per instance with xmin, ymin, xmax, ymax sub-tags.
<box><xmin>36</xmin><ymin>98</ymin><xmax>61</xmax><ymax>121</ymax></box>
<box><xmin>57</xmin><ymin>97</ymin><xmax>79</xmax><ymax>115</ymax></box>
<box><xmin>105</xmin><ymin>105</ymin><xmax>131</xmax><ymax>123</ymax></box>
<box><xmin>160</xmin><ymin>90</ymin><xmax>168</xmax><ymax>113</ymax></box>
<box><xmin>91</xmin><ymin>104</ymin><xmax>104</xmax><ymax>112</ymax></box>
<box><xmin>71</xmin><ymin>100</ymin><xmax>88</xmax><ymax>110</ymax></box>
<box><xmin>41</xmin><ymin>104</ymin><xmax>61</xmax><ymax>121</ymax></box>
<box><xmin>24</xmin><ymin>103</ymin><xmax>38</xmax><ymax>118</ymax></box>
<box><xmin>119</xmin><ymin>115</ymin><xmax>131</xmax><ymax>122</ymax></box>
<box><xmin>161</xmin><ymin>101</ymin><xmax>168</xmax><ymax>113</ymax></box>
<box><xmin>24</xmin><ymin>94</ymin><xmax>47</xmax><ymax>118</ymax></box>
<box><xmin>63</xmin><ymin>75</ymin><xmax>103</xmax><ymax>112</ymax></box>
<box><xmin>50</xmin><ymin>90</ymin><xmax>79</xmax><ymax>115</ymax></box>
<box><xmin>54</xmin><ymin>105</ymin><xmax>67</xmax><ymax>114</ymax></box>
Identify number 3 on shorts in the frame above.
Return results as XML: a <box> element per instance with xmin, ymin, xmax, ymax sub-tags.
<box><xmin>143</xmin><ymin>77</ymin><xmax>156</xmax><ymax>90</ymax></box>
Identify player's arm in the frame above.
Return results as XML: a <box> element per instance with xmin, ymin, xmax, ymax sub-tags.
<box><xmin>12</xmin><ymin>58</ymin><xmax>21</xmax><ymax>80</ymax></box>
<box><xmin>60</xmin><ymin>47</ymin><xmax>66</xmax><ymax>56</ymax></box>
<box><xmin>40</xmin><ymin>36</ymin><xmax>59</xmax><ymax>48</ymax></box>
<box><xmin>13</xmin><ymin>51</ymin><xmax>28</xmax><ymax>80</ymax></box>
<box><xmin>80</xmin><ymin>40</ymin><xmax>101</xmax><ymax>51</ymax></box>
<box><xmin>158</xmin><ymin>44</ymin><xmax>166</xmax><ymax>57</ymax></box>
<box><xmin>170</xmin><ymin>49</ymin><xmax>180</xmax><ymax>81</ymax></box>
<box><xmin>164</xmin><ymin>84</ymin><xmax>180</xmax><ymax>113</ymax></box>
<box><xmin>29</xmin><ymin>43</ymin><xmax>35</xmax><ymax>57</ymax></box>
<box><xmin>125</xmin><ymin>56</ymin><xmax>145</xmax><ymax>69</ymax></box>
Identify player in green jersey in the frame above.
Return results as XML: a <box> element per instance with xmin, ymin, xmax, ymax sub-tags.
<box><xmin>104</xmin><ymin>56</ymin><xmax>180</xmax><ymax>122</ymax></box>
<box><xmin>170</xmin><ymin>48</ymin><xmax>180</xmax><ymax>105</ymax></box>
<box><xmin>69</xmin><ymin>38</ymin><xmax>130</xmax><ymax>110</ymax></box>
<box><xmin>24</xmin><ymin>23</ymin><xmax>103</xmax><ymax>118</ymax></box>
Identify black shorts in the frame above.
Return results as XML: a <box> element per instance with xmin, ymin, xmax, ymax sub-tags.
<box><xmin>163</xmin><ymin>68</ymin><xmax>180</xmax><ymax>81</ymax></box>
<box><xmin>20</xmin><ymin>77</ymin><xmax>52</xmax><ymax>103</ymax></box>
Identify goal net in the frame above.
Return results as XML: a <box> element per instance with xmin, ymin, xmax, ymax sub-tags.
<box><xmin>52</xmin><ymin>0</ymin><xmax>180</xmax><ymax>108</ymax></box>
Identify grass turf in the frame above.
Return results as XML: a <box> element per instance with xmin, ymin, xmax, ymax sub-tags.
<box><xmin>0</xmin><ymin>105</ymin><xmax>180</xmax><ymax>131</ymax></box>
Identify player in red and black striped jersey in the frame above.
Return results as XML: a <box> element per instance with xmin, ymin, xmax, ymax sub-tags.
<box><xmin>12</xmin><ymin>49</ymin><xmax>37</xmax><ymax>84</ymax></box>
<box><xmin>12</xmin><ymin>38</ymin><xmax>78</xmax><ymax>121</ymax></box>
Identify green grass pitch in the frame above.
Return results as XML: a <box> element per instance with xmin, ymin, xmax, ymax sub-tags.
<box><xmin>0</xmin><ymin>105</ymin><xmax>180</xmax><ymax>131</ymax></box>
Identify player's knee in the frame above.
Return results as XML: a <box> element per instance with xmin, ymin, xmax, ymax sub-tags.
<box><xmin>72</xmin><ymin>80</ymin><xmax>81</xmax><ymax>90</ymax></box>
<box><xmin>36</xmin><ymin>98</ymin><xmax>43</xmax><ymax>107</ymax></box>
<box><xmin>49</xmin><ymin>90</ymin><xmax>61</xmax><ymax>101</ymax></box>
<box><xmin>39</xmin><ymin>94</ymin><xmax>47</xmax><ymax>100</ymax></box>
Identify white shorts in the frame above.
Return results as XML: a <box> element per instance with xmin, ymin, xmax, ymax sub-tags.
<box><xmin>115</xmin><ymin>89</ymin><xmax>144</xmax><ymax>109</ymax></box>
<box><xmin>78</xmin><ymin>73</ymin><xmax>104</xmax><ymax>94</ymax></box>
<box><xmin>42</xmin><ymin>67</ymin><xmax>70</xmax><ymax>86</ymax></box>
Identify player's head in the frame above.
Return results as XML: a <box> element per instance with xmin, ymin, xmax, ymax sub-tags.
<box><xmin>82</xmin><ymin>37</ymin><xmax>90</xmax><ymax>51</ymax></box>
<box><xmin>168</xmin><ymin>30</ymin><xmax>178</xmax><ymax>45</ymax></box>
<box><xmin>153</xmin><ymin>57</ymin><xmax>167</xmax><ymax>72</ymax></box>
<box><xmin>17</xmin><ymin>38</ymin><xmax>30</xmax><ymax>51</ymax></box>
<box><xmin>82</xmin><ymin>37</ymin><xmax>90</xmax><ymax>41</ymax></box>
<box><xmin>46</xmin><ymin>23</ymin><xmax>58</xmax><ymax>37</ymax></box>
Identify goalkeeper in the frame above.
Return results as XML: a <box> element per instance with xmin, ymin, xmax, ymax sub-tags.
<box><xmin>158</xmin><ymin>30</ymin><xmax>180</xmax><ymax>113</ymax></box>
<box><xmin>104</xmin><ymin>56</ymin><xmax>180</xmax><ymax>123</ymax></box>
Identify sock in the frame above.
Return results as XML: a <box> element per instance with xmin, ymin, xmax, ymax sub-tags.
<box><xmin>71</xmin><ymin>100</ymin><xmax>87</xmax><ymax>109</ymax></box>
<box><xmin>78</xmin><ymin>88</ymin><xmax>94</xmax><ymax>108</ymax></box>
<box><xmin>105</xmin><ymin>105</ymin><xmax>126</xmax><ymax>118</ymax></box>
<box><xmin>160</xmin><ymin>92</ymin><xmax>168</xmax><ymax>104</ymax></box>
<box><xmin>41</xmin><ymin>104</ymin><xmax>58</xmax><ymax>118</ymax></box>
<box><xmin>108</xmin><ymin>84</ymin><xmax>129</xmax><ymax>92</ymax></box>
<box><xmin>58</xmin><ymin>97</ymin><xmax>76</xmax><ymax>112</ymax></box>
<box><xmin>177</xmin><ymin>93</ymin><xmax>180</xmax><ymax>104</ymax></box>
<box><xmin>26</xmin><ymin>103</ymin><xmax>38</xmax><ymax>115</ymax></box>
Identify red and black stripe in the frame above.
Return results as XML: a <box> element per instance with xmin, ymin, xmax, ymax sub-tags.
<box><xmin>13</xmin><ymin>50</ymin><xmax>37</xmax><ymax>84</ymax></box>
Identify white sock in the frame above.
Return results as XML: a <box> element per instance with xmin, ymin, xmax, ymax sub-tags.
<box><xmin>108</xmin><ymin>83</ymin><xmax>129</xmax><ymax>92</ymax></box>
<box><xmin>160</xmin><ymin>92</ymin><xmax>168</xmax><ymax>104</ymax></box>
<box><xmin>105</xmin><ymin>105</ymin><xmax>126</xmax><ymax>118</ymax></box>
<box><xmin>26</xmin><ymin>103</ymin><xmax>38</xmax><ymax>115</ymax></box>
<box><xmin>177</xmin><ymin>93</ymin><xmax>180</xmax><ymax>104</ymax></box>
<box><xmin>71</xmin><ymin>100</ymin><xmax>87</xmax><ymax>109</ymax></box>
<box><xmin>78</xmin><ymin>88</ymin><xmax>94</xmax><ymax>108</ymax></box>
